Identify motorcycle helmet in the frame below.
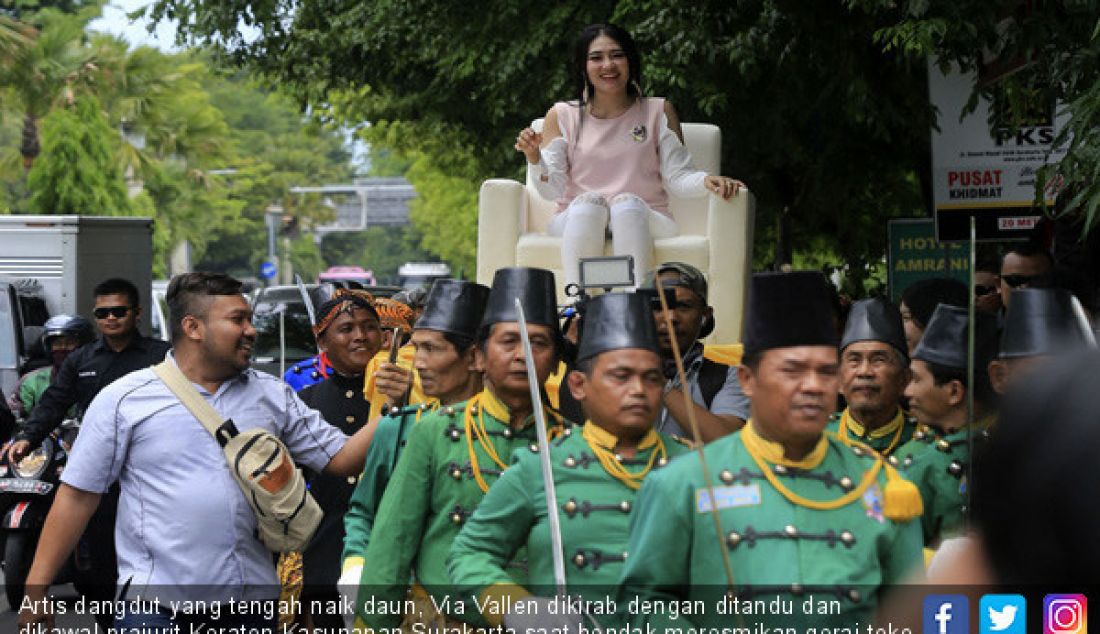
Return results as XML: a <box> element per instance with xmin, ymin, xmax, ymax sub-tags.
<box><xmin>41</xmin><ymin>314</ymin><xmax>95</xmax><ymax>350</ymax></box>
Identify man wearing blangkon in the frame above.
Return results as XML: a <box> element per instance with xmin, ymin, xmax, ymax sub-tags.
<box><xmin>18</xmin><ymin>273</ymin><xmax>377</xmax><ymax>632</ymax></box>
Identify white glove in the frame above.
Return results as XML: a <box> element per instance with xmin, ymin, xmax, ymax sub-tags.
<box><xmin>337</xmin><ymin>563</ymin><xmax>363</xmax><ymax>629</ymax></box>
<box><xmin>503</xmin><ymin>596</ymin><xmax>592</xmax><ymax>634</ymax></box>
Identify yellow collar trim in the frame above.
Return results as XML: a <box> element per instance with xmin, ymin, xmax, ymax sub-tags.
<box><xmin>583</xmin><ymin>421</ymin><xmax>659</xmax><ymax>452</ymax></box>
<box><xmin>742</xmin><ymin>420</ymin><xmax>829</xmax><ymax>469</ymax></box>
<box><xmin>841</xmin><ymin>407</ymin><xmax>904</xmax><ymax>439</ymax></box>
<box><xmin>839</xmin><ymin>407</ymin><xmax>906</xmax><ymax>455</ymax></box>
<box><xmin>740</xmin><ymin>420</ymin><xmax>883</xmax><ymax>512</ymax></box>
<box><xmin>478</xmin><ymin>388</ymin><xmax>513</xmax><ymax>424</ymax></box>
<box><xmin>581</xmin><ymin>421</ymin><xmax>666</xmax><ymax>490</ymax></box>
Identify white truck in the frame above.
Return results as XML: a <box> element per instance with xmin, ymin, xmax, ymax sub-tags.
<box><xmin>0</xmin><ymin>216</ymin><xmax>154</xmax><ymax>397</ymax></box>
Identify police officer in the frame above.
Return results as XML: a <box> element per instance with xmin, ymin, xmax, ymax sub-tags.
<box><xmin>826</xmin><ymin>298</ymin><xmax>915</xmax><ymax>457</ymax></box>
<box><xmin>341</xmin><ymin>279</ymin><xmax>489</xmax><ymax>585</ymax></box>
<box><xmin>448</xmin><ymin>291</ymin><xmax>690</xmax><ymax>627</ymax></box>
<box><xmin>353</xmin><ymin>267</ymin><xmax>568</xmax><ymax>631</ymax></box>
<box><xmin>7</xmin><ymin>278</ymin><xmax>170</xmax><ymax>459</ymax></box>
<box><xmin>617</xmin><ymin>272</ymin><xmax>923</xmax><ymax>631</ymax></box>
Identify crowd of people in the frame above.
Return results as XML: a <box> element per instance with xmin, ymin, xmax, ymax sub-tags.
<box><xmin>5</xmin><ymin>19</ymin><xmax>1098</xmax><ymax>634</ymax></box>
<box><xmin>4</xmin><ymin>239</ymin><xmax>1094</xmax><ymax>633</ymax></box>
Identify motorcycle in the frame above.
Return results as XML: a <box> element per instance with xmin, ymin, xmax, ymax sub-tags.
<box><xmin>0</xmin><ymin>417</ymin><xmax>82</xmax><ymax>609</ymax></box>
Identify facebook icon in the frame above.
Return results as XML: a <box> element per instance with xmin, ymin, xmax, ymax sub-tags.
<box><xmin>924</xmin><ymin>595</ymin><xmax>970</xmax><ymax>634</ymax></box>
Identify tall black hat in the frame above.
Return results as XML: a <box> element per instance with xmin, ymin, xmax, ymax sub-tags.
<box><xmin>1000</xmin><ymin>288</ymin><xmax>1095</xmax><ymax>359</ymax></box>
<box><xmin>576</xmin><ymin>292</ymin><xmax>660</xmax><ymax>363</ymax></box>
<box><xmin>481</xmin><ymin>267</ymin><xmax>560</xmax><ymax>329</ymax></box>
<box><xmin>841</xmin><ymin>298</ymin><xmax>908</xmax><ymax>359</ymax></box>
<box><xmin>415</xmin><ymin>279</ymin><xmax>490</xmax><ymax>339</ymax></box>
<box><xmin>913</xmin><ymin>304</ymin><xmax>999</xmax><ymax>369</ymax></box>
<box><xmin>742</xmin><ymin>271</ymin><xmax>839</xmax><ymax>355</ymax></box>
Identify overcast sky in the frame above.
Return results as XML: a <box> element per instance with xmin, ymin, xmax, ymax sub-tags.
<box><xmin>90</xmin><ymin>0</ymin><xmax>180</xmax><ymax>51</ymax></box>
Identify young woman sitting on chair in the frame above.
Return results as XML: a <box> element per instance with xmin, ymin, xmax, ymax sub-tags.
<box><xmin>515</xmin><ymin>22</ymin><xmax>744</xmax><ymax>289</ymax></box>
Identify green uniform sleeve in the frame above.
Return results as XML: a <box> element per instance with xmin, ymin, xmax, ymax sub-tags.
<box><xmin>447</xmin><ymin>453</ymin><xmax>536</xmax><ymax>603</ymax></box>
<box><xmin>617</xmin><ymin>468</ymin><xmax>699</xmax><ymax>632</ymax></box>
<box><xmin>903</xmin><ymin>448</ymin><xmax>948</xmax><ymax>546</ymax></box>
<box><xmin>356</xmin><ymin>417</ymin><xmax>435</xmax><ymax>629</ymax></box>
<box><xmin>343</xmin><ymin>415</ymin><xmax>403</xmax><ymax>565</ymax></box>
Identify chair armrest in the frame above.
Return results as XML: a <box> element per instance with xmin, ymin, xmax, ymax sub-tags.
<box><xmin>477</xmin><ymin>179</ymin><xmax>526</xmax><ymax>285</ymax></box>
<box><xmin>706</xmin><ymin>189</ymin><xmax>756</xmax><ymax>344</ymax></box>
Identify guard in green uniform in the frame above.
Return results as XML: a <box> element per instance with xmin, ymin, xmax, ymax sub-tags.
<box><xmin>987</xmin><ymin>287</ymin><xmax>1095</xmax><ymax>397</ymax></box>
<box><xmin>341</xmin><ymin>280</ymin><xmax>489</xmax><ymax>580</ymax></box>
<box><xmin>354</xmin><ymin>267</ymin><xmax>567</xmax><ymax>632</ymax></box>
<box><xmin>617</xmin><ymin>272</ymin><xmax>923</xmax><ymax>632</ymax></box>
<box><xmin>448</xmin><ymin>291</ymin><xmax>690</xmax><ymax>628</ymax></box>
<box><xmin>895</xmin><ymin>304</ymin><xmax>998</xmax><ymax>547</ymax></box>
<box><xmin>826</xmin><ymin>298</ymin><xmax>916</xmax><ymax>458</ymax></box>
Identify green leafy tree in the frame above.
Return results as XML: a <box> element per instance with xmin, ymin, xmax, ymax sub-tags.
<box><xmin>0</xmin><ymin>6</ymin><xmax>101</xmax><ymax>170</ymax></box>
<box><xmin>192</xmin><ymin>70</ymin><xmax>354</xmax><ymax>277</ymax></box>
<box><xmin>27</xmin><ymin>93</ymin><xmax>131</xmax><ymax>214</ymax></box>
<box><xmin>147</xmin><ymin>0</ymin><xmax>940</xmax><ymax>290</ymax></box>
<box><xmin>149</xmin><ymin>0</ymin><xmax>1100</xmax><ymax>291</ymax></box>
<box><xmin>869</xmin><ymin>0</ymin><xmax>1100</xmax><ymax>230</ymax></box>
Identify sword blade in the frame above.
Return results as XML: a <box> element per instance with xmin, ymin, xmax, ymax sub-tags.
<box><xmin>514</xmin><ymin>298</ymin><xmax>567</xmax><ymax>596</ymax></box>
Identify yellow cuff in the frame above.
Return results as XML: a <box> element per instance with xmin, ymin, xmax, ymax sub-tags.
<box><xmin>479</xmin><ymin>583</ymin><xmax>533</xmax><ymax>627</ymax></box>
<box><xmin>343</xmin><ymin>556</ymin><xmax>365</xmax><ymax>574</ymax></box>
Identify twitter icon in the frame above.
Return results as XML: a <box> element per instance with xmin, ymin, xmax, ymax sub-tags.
<box><xmin>981</xmin><ymin>594</ymin><xmax>1027</xmax><ymax>634</ymax></box>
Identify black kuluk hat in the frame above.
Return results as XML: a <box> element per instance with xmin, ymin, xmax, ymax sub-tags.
<box><xmin>1000</xmin><ymin>288</ymin><xmax>1096</xmax><ymax>359</ymax></box>
<box><xmin>576</xmin><ymin>292</ymin><xmax>660</xmax><ymax>363</ymax></box>
<box><xmin>841</xmin><ymin>298</ymin><xmax>908</xmax><ymax>359</ymax></box>
<box><xmin>415</xmin><ymin>279</ymin><xmax>490</xmax><ymax>339</ymax></box>
<box><xmin>481</xmin><ymin>267</ymin><xmax>560</xmax><ymax>330</ymax></box>
<box><xmin>742</xmin><ymin>271</ymin><xmax>839</xmax><ymax>355</ymax></box>
<box><xmin>913</xmin><ymin>303</ymin><xmax>999</xmax><ymax>370</ymax></box>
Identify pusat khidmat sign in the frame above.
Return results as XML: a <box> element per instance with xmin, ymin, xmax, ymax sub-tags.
<box><xmin>929</xmin><ymin>58</ymin><xmax>1067</xmax><ymax>242</ymax></box>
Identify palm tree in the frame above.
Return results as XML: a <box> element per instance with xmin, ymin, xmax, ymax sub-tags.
<box><xmin>91</xmin><ymin>37</ymin><xmax>230</xmax><ymax>179</ymax></box>
<box><xmin>0</xmin><ymin>15</ymin><xmax>33</xmax><ymax>62</ymax></box>
<box><xmin>0</xmin><ymin>7</ymin><xmax>100</xmax><ymax>170</ymax></box>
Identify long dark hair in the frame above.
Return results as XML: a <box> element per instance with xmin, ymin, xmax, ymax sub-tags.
<box><xmin>571</xmin><ymin>23</ymin><xmax>643</xmax><ymax>107</ymax></box>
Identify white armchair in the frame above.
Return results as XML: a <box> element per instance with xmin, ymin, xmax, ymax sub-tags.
<box><xmin>476</xmin><ymin>121</ymin><xmax>755</xmax><ymax>345</ymax></box>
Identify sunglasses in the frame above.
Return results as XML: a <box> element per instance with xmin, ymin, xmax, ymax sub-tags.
<box><xmin>1002</xmin><ymin>274</ymin><xmax>1048</xmax><ymax>289</ymax></box>
<box><xmin>94</xmin><ymin>306</ymin><xmax>131</xmax><ymax>319</ymax></box>
<box><xmin>974</xmin><ymin>284</ymin><xmax>998</xmax><ymax>297</ymax></box>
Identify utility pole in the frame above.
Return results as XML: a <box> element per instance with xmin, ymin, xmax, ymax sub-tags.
<box><xmin>264</xmin><ymin>204</ymin><xmax>283</xmax><ymax>287</ymax></box>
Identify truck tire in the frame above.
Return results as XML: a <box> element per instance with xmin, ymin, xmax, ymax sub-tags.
<box><xmin>3</xmin><ymin>531</ymin><xmax>36</xmax><ymax>610</ymax></box>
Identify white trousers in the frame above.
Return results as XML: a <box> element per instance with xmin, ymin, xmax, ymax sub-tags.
<box><xmin>547</xmin><ymin>192</ymin><xmax>678</xmax><ymax>288</ymax></box>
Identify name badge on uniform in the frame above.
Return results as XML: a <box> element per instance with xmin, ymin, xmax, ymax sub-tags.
<box><xmin>696</xmin><ymin>484</ymin><xmax>761</xmax><ymax>513</ymax></box>
<box><xmin>79</xmin><ymin>371</ymin><xmax>97</xmax><ymax>378</ymax></box>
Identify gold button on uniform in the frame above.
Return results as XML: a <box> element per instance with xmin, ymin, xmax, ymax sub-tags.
<box><xmin>345</xmin><ymin>415</ymin><xmax>356</xmax><ymax>423</ymax></box>
<box><xmin>345</xmin><ymin>390</ymin><xmax>354</xmax><ymax>399</ymax></box>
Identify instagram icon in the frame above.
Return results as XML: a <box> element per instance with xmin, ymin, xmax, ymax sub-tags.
<box><xmin>1045</xmin><ymin>595</ymin><xmax>1088</xmax><ymax>634</ymax></box>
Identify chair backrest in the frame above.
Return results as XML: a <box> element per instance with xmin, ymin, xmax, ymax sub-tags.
<box><xmin>523</xmin><ymin>119</ymin><xmax>721</xmax><ymax>236</ymax></box>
